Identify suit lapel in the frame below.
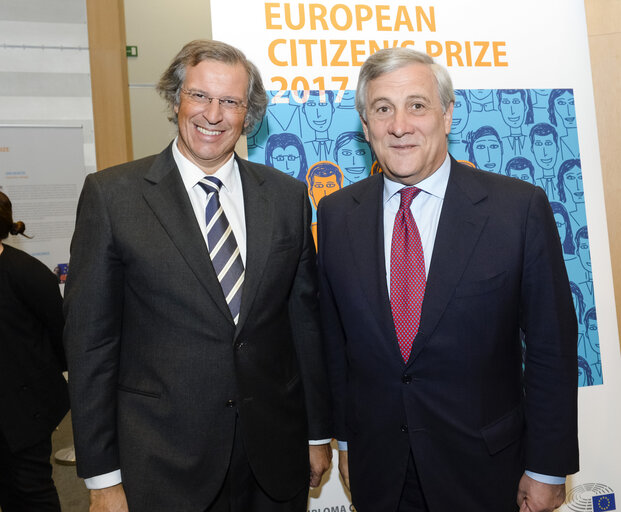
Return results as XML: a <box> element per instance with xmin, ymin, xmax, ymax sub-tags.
<box><xmin>407</xmin><ymin>159</ymin><xmax>489</xmax><ymax>365</ymax></box>
<box><xmin>346</xmin><ymin>175</ymin><xmax>401</xmax><ymax>355</ymax></box>
<box><xmin>142</xmin><ymin>144</ymin><xmax>233</xmax><ymax>322</ymax></box>
<box><xmin>235</xmin><ymin>157</ymin><xmax>273</xmax><ymax>335</ymax></box>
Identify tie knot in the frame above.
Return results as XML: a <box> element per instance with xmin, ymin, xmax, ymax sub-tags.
<box><xmin>198</xmin><ymin>176</ymin><xmax>223</xmax><ymax>195</ymax></box>
<box><xmin>399</xmin><ymin>187</ymin><xmax>421</xmax><ymax>209</ymax></box>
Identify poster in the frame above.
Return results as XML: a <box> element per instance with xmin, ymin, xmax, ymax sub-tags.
<box><xmin>211</xmin><ymin>1</ymin><xmax>621</xmax><ymax>510</ymax></box>
<box><xmin>0</xmin><ymin>125</ymin><xmax>86</xmax><ymax>285</ymax></box>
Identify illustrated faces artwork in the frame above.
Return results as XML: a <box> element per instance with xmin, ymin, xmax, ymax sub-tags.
<box><xmin>472</xmin><ymin>133</ymin><xmax>502</xmax><ymax>172</ymax></box>
<box><xmin>554</xmin><ymin>91</ymin><xmax>576</xmax><ymax>129</ymax></box>
<box><xmin>499</xmin><ymin>91</ymin><xmax>526</xmax><ymax>129</ymax></box>
<box><xmin>562</xmin><ymin>164</ymin><xmax>584</xmax><ymax>205</ymax></box>
<box><xmin>532</xmin><ymin>133</ymin><xmax>558</xmax><ymax>171</ymax></box>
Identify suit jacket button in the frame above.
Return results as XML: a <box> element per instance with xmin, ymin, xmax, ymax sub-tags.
<box><xmin>402</xmin><ymin>374</ymin><xmax>412</xmax><ymax>384</ymax></box>
<box><xmin>235</xmin><ymin>341</ymin><xmax>245</xmax><ymax>350</ymax></box>
<box><xmin>401</xmin><ymin>424</ymin><xmax>408</xmax><ymax>432</ymax></box>
<box><xmin>225</xmin><ymin>400</ymin><xmax>236</xmax><ymax>408</ymax></box>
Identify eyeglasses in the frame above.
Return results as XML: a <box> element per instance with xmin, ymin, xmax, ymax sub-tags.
<box><xmin>180</xmin><ymin>88</ymin><xmax>247</xmax><ymax>113</ymax></box>
<box><xmin>273</xmin><ymin>155</ymin><xmax>300</xmax><ymax>162</ymax></box>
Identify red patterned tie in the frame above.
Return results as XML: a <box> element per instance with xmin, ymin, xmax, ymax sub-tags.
<box><xmin>390</xmin><ymin>187</ymin><xmax>426</xmax><ymax>362</ymax></box>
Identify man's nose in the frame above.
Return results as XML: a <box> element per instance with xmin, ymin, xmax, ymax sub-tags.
<box><xmin>388</xmin><ymin>109</ymin><xmax>412</xmax><ymax>137</ymax></box>
<box><xmin>202</xmin><ymin>99</ymin><xmax>224</xmax><ymax>123</ymax></box>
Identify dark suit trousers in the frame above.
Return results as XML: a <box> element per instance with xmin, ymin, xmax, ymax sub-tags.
<box><xmin>0</xmin><ymin>432</ymin><xmax>61</xmax><ymax>512</ymax></box>
<box><xmin>397</xmin><ymin>451</ymin><xmax>430</xmax><ymax>512</ymax></box>
<box><xmin>206</xmin><ymin>418</ymin><xmax>308</xmax><ymax>512</ymax></box>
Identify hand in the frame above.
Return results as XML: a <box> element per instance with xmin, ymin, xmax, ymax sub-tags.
<box><xmin>338</xmin><ymin>450</ymin><xmax>350</xmax><ymax>491</ymax></box>
<box><xmin>309</xmin><ymin>443</ymin><xmax>332</xmax><ymax>488</ymax></box>
<box><xmin>517</xmin><ymin>473</ymin><xmax>566</xmax><ymax>512</ymax></box>
<box><xmin>89</xmin><ymin>483</ymin><xmax>129</xmax><ymax>512</ymax></box>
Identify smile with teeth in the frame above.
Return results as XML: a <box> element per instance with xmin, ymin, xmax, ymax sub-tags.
<box><xmin>196</xmin><ymin>125</ymin><xmax>222</xmax><ymax>136</ymax></box>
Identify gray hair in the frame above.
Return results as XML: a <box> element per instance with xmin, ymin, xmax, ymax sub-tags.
<box><xmin>355</xmin><ymin>48</ymin><xmax>455</xmax><ymax>120</ymax></box>
<box><xmin>156</xmin><ymin>39</ymin><xmax>267</xmax><ymax>134</ymax></box>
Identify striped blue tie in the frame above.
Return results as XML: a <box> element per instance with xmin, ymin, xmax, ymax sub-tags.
<box><xmin>198</xmin><ymin>177</ymin><xmax>244</xmax><ymax>323</ymax></box>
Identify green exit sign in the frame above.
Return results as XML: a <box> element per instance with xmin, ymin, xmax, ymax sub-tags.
<box><xmin>126</xmin><ymin>46</ymin><xmax>138</xmax><ymax>57</ymax></box>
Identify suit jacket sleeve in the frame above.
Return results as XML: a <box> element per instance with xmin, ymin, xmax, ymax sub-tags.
<box><xmin>288</xmin><ymin>190</ymin><xmax>333</xmax><ymax>440</ymax></box>
<box><xmin>63</xmin><ymin>173</ymin><xmax>124</xmax><ymax>478</ymax></box>
<box><xmin>520</xmin><ymin>186</ymin><xmax>579</xmax><ymax>476</ymax></box>
<box><xmin>316</xmin><ymin>200</ymin><xmax>349</xmax><ymax>442</ymax></box>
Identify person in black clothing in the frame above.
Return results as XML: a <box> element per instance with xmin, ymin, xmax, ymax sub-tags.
<box><xmin>0</xmin><ymin>191</ymin><xmax>69</xmax><ymax>511</ymax></box>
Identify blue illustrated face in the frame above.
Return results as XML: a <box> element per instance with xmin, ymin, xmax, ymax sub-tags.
<box><xmin>587</xmin><ymin>319</ymin><xmax>599</xmax><ymax>353</ymax></box>
<box><xmin>499</xmin><ymin>92</ymin><xmax>526</xmax><ymax>128</ymax></box>
<box><xmin>336</xmin><ymin>139</ymin><xmax>373</xmax><ymax>184</ymax></box>
<box><xmin>532</xmin><ymin>133</ymin><xmax>558</xmax><ymax>172</ymax></box>
<box><xmin>554</xmin><ymin>212</ymin><xmax>567</xmax><ymax>236</ymax></box>
<box><xmin>451</xmin><ymin>96</ymin><xmax>470</xmax><ymax>133</ymax></box>
<box><xmin>563</xmin><ymin>165</ymin><xmax>584</xmax><ymax>204</ymax></box>
<box><xmin>554</xmin><ymin>91</ymin><xmax>576</xmax><ymax>128</ymax></box>
<box><xmin>303</xmin><ymin>97</ymin><xmax>334</xmax><ymax>133</ymax></box>
<box><xmin>576</xmin><ymin>235</ymin><xmax>591</xmax><ymax>274</ymax></box>
<box><xmin>339</xmin><ymin>90</ymin><xmax>356</xmax><ymax>107</ymax></box>
<box><xmin>271</xmin><ymin>145</ymin><xmax>301</xmax><ymax>177</ymax></box>
<box><xmin>473</xmin><ymin>135</ymin><xmax>502</xmax><ymax>172</ymax></box>
<box><xmin>471</xmin><ymin>89</ymin><xmax>491</xmax><ymax>101</ymax></box>
<box><xmin>508</xmin><ymin>167</ymin><xmax>533</xmax><ymax>184</ymax></box>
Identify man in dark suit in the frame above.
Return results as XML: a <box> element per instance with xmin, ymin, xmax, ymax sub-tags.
<box><xmin>317</xmin><ymin>48</ymin><xmax>578</xmax><ymax>512</ymax></box>
<box><xmin>64</xmin><ymin>40</ymin><xmax>332</xmax><ymax>512</ymax></box>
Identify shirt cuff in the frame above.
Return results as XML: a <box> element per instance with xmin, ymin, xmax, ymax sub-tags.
<box><xmin>337</xmin><ymin>440</ymin><xmax>348</xmax><ymax>451</ymax></box>
<box><xmin>309</xmin><ymin>439</ymin><xmax>332</xmax><ymax>445</ymax></box>
<box><xmin>525</xmin><ymin>471</ymin><xmax>566</xmax><ymax>485</ymax></box>
<box><xmin>84</xmin><ymin>470</ymin><xmax>122</xmax><ymax>490</ymax></box>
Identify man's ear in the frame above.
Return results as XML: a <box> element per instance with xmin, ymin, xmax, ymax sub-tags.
<box><xmin>444</xmin><ymin>101</ymin><xmax>454</xmax><ymax>135</ymax></box>
<box><xmin>360</xmin><ymin>115</ymin><xmax>370</xmax><ymax>142</ymax></box>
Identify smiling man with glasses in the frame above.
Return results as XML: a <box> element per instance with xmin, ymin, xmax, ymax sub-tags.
<box><xmin>64</xmin><ymin>39</ymin><xmax>333</xmax><ymax>512</ymax></box>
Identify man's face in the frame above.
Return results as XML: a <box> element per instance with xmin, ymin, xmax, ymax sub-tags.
<box><xmin>310</xmin><ymin>175</ymin><xmax>339</xmax><ymax>208</ymax></box>
<box><xmin>554</xmin><ymin>92</ymin><xmax>576</xmax><ymax>128</ymax></box>
<box><xmin>336</xmin><ymin>139</ymin><xmax>373</xmax><ymax>185</ymax></box>
<box><xmin>272</xmin><ymin>145</ymin><xmax>301</xmax><ymax>177</ymax></box>
<box><xmin>563</xmin><ymin>165</ymin><xmax>584</xmax><ymax>204</ymax></box>
<box><xmin>532</xmin><ymin>133</ymin><xmax>558</xmax><ymax>172</ymax></box>
<box><xmin>508</xmin><ymin>167</ymin><xmax>533</xmax><ymax>184</ymax></box>
<box><xmin>576</xmin><ymin>234</ymin><xmax>591</xmax><ymax>274</ymax></box>
<box><xmin>473</xmin><ymin>135</ymin><xmax>502</xmax><ymax>172</ymax></box>
<box><xmin>499</xmin><ymin>91</ymin><xmax>526</xmax><ymax>128</ymax></box>
<box><xmin>361</xmin><ymin>63</ymin><xmax>453</xmax><ymax>185</ymax></box>
<box><xmin>451</xmin><ymin>94</ymin><xmax>469</xmax><ymax>133</ymax></box>
<box><xmin>175</xmin><ymin>60</ymin><xmax>248</xmax><ymax>174</ymax></box>
<box><xmin>303</xmin><ymin>96</ymin><xmax>334</xmax><ymax>133</ymax></box>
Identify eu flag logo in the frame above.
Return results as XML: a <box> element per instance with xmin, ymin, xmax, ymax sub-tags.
<box><xmin>593</xmin><ymin>493</ymin><xmax>616</xmax><ymax>511</ymax></box>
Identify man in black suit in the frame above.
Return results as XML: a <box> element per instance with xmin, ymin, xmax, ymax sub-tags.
<box><xmin>317</xmin><ymin>48</ymin><xmax>578</xmax><ymax>512</ymax></box>
<box><xmin>64</xmin><ymin>40</ymin><xmax>332</xmax><ymax>512</ymax></box>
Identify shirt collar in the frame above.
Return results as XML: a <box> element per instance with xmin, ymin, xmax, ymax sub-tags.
<box><xmin>383</xmin><ymin>153</ymin><xmax>451</xmax><ymax>205</ymax></box>
<box><xmin>172</xmin><ymin>136</ymin><xmax>238</xmax><ymax>193</ymax></box>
